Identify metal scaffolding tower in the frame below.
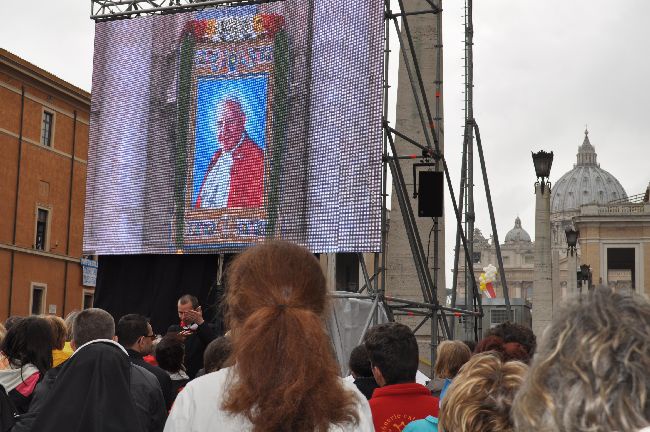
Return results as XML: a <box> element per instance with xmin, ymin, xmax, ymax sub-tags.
<box><xmin>451</xmin><ymin>0</ymin><xmax>512</xmax><ymax>340</ymax></box>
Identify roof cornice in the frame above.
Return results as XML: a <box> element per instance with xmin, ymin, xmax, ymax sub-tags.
<box><xmin>0</xmin><ymin>48</ymin><xmax>90</xmax><ymax>107</ymax></box>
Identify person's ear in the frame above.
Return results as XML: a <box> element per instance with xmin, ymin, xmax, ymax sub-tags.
<box><xmin>372</xmin><ymin>365</ymin><xmax>387</xmax><ymax>387</ymax></box>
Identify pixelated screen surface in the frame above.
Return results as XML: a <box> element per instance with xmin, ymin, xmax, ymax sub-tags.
<box><xmin>84</xmin><ymin>1</ymin><xmax>383</xmax><ymax>254</ymax></box>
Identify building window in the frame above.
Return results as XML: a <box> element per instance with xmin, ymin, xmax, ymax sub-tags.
<box><xmin>83</xmin><ymin>290</ymin><xmax>95</xmax><ymax>310</ymax></box>
<box><xmin>607</xmin><ymin>247</ymin><xmax>635</xmax><ymax>290</ymax></box>
<box><xmin>30</xmin><ymin>284</ymin><xmax>46</xmax><ymax>315</ymax></box>
<box><xmin>35</xmin><ymin>208</ymin><xmax>49</xmax><ymax>250</ymax></box>
<box><xmin>336</xmin><ymin>253</ymin><xmax>360</xmax><ymax>292</ymax></box>
<box><xmin>41</xmin><ymin>111</ymin><xmax>54</xmax><ymax>147</ymax></box>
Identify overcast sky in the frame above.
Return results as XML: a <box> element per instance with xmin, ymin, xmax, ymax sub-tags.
<box><xmin>440</xmin><ymin>0</ymin><xmax>650</xmax><ymax>278</ymax></box>
<box><xmin>2</xmin><ymin>1</ymin><xmax>649</xmax><ymax>280</ymax></box>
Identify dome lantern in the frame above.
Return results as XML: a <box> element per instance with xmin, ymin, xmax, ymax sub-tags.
<box><xmin>577</xmin><ymin>128</ymin><xmax>597</xmax><ymax>166</ymax></box>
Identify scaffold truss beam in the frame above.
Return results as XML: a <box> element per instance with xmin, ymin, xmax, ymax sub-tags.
<box><xmin>91</xmin><ymin>0</ymin><xmax>280</xmax><ymax>22</ymax></box>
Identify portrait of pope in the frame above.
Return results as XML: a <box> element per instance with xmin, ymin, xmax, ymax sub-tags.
<box><xmin>195</xmin><ymin>98</ymin><xmax>264</xmax><ymax>209</ymax></box>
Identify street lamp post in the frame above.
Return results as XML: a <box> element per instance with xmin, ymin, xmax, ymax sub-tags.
<box><xmin>565</xmin><ymin>227</ymin><xmax>579</xmax><ymax>296</ymax></box>
<box><xmin>532</xmin><ymin>150</ymin><xmax>553</xmax><ymax>337</ymax></box>
<box><xmin>579</xmin><ymin>264</ymin><xmax>591</xmax><ymax>293</ymax></box>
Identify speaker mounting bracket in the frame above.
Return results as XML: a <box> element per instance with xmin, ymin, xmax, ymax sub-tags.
<box><xmin>412</xmin><ymin>162</ymin><xmax>437</xmax><ymax>198</ymax></box>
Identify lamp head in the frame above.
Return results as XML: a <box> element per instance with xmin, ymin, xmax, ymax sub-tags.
<box><xmin>565</xmin><ymin>227</ymin><xmax>579</xmax><ymax>248</ymax></box>
<box><xmin>532</xmin><ymin>150</ymin><xmax>554</xmax><ymax>179</ymax></box>
<box><xmin>532</xmin><ymin>150</ymin><xmax>554</xmax><ymax>193</ymax></box>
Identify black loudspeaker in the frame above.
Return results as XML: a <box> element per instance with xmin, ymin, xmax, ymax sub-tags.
<box><xmin>418</xmin><ymin>171</ymin><xmax>443</xmax><ymax>217</ymax></box>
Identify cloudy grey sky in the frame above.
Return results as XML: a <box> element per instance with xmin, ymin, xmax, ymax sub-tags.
<box><xmin>1</xmin><ymin>0</ymin><xmax>94</xmax><ymax>91</ymax></box>
<box><xmin>2</xmin><ymin>1</ymin><xmax>649</xmax><ymax>278</ymax></box>
<box><xmin>440</xmin><ymin>0</ymin><xmax>650</xmax><ymax>278</ymax></box>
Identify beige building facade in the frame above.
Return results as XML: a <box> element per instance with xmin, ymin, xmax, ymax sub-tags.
<box><xmin>456</xmin><ymin>219</ymin><xmax>535</xmax><ymax>302</ymax></box>
<box><xmin>0</xmin><ymin>49</ymin><xmax>93</xmax><ymax>319</ymax></box>
<box><xmin>575</xmin><ymin>199</ymin><xmax>650</xmax><ymax>294</ymax></box>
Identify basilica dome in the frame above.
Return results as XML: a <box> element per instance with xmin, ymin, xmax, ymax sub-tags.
<box><xmin>550</xmin><ymin>130</ymin><xmax>627</xmax><ymax>214</ymax></box>
<box><xmin>505</xmin><ymin>217</ymin><xmax>531</xmax><ymax>243</ymax></box>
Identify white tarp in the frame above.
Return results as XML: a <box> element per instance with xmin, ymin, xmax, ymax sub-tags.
<box><xmin>326</xmin><ymin>293</ymin><xmax>389</xmax><ymax>376</ymax></box>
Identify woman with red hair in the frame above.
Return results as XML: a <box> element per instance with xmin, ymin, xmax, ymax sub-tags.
<box><xmin>474</xmin><ymin>321</ymin><xmax>536</xmax><ymax>364</ymax></box>
<box><xmin>164</xmin><ymin>241</ymin><xmax>372</xmax><ymax>432</ymax></box>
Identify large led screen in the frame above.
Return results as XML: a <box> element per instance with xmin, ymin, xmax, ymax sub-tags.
<box><xmin>84</xmin><ymin>1</ymin><xmax>383</xmax><ymax>254</ymax></box>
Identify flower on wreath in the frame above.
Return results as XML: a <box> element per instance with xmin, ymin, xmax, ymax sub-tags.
<box><xmin>182</xmin><ymin>19</ymin><xmax>207</xmax><ymax>39</ymax></box>
<box><xmin>254</xmin><ymin>14</ymin><xmax>285</xmax><ymax>37</ymax></box>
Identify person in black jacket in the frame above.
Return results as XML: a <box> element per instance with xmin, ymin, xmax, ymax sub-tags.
<box><xmin>0</xmin><ymin>386</ymin><xmax>17</xmax><ymax>432</ymax></box>
<box><xmin>117</xmin><ymin>314</ymin><xmax>174</xmax><ymax>410</ymax></box>
<box><xmin>12</xmin><ymin>308</ymin><xmax>166</xmax><ymax>432</ymax></box>
<box><xmin>348</xmin><ymin>344</ymin><xmax>379</xmax><ymax>400</ymax></box>
<box><xmin>167</xmin><ymin>295</ymin><xmax>218</xmax><ymax>379</ymax></box>
<box><xmin>155</xmin><ymin>334</ymin><xmax>189</xmax><ymax>400</ymax></box>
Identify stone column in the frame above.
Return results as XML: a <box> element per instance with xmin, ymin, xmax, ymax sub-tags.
<box><xmin>567</xmin><ymin>249</ymin><xmax>578</xmax><ymax>296</ymax></box>
<box><xmin>320</xmin><ymin>254</ymin><xmax>337</xmax><ymax>292</ymax></box>
<box><xmin>551</xmin><ymin>250</ymin><xmax>560</xmax><ymax>308</ymax></box>
<box><xmin>326</xmin><ymin>253</ymin><xmax>337</xmax><ymax>292</ymax></box>
<box><xmin>533</xmin><ymin>184</ymin><xmax>553</xmax><ymax>337</ymax></box>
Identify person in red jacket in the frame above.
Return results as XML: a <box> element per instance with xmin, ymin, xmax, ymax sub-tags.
<box><xmin>195</xmin><ymin>99</ymin><xmax>264</xmax><ymax>209</ymax></box>
<box><xmin>364</xmin><ymin>322</ymin><xmax>439</xmax><ymax>432</ymax></box>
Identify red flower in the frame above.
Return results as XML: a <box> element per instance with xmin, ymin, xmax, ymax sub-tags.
<box><xmin>182</xmin><ymin>19</ymin><xmax>207</xmax><ymax>39</ymax></box>
<box><xmin>259</xmin><ymin>14</ymin><xmax>285</xmax><ymax>37</ymax></box>
<box><xmin>191</xmin><ymin>20</ymin><xmax>208</xmax><ymax>39</ymax></box>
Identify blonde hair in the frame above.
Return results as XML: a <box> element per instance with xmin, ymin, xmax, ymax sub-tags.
<box><xmin>433</xmin><ymin>340</ymin><xmax>471</xmax><ymax>379</ymax></box>
<box><xmin>0</xmin><ymin>323</ymin><xmax>6</xmax><ymax>345</ymax></box>
<box><xmin>64</xmin><ymin>311</ymin><xmax>79</xmax><ymax>342</ymax></box>
<box><xmin>45</xmin><ymin>315</ymin><xmax>67</xmax><ymax>350</ymax></box>
<box><xmin>439</xmin><ymin>353</ymin><xmax>527</xmax><ymax>432</ymax></box>
<box><xmin>512</xmin><ymin>287</ymin><xmax>650</xmax><ymax>431</ymax></box>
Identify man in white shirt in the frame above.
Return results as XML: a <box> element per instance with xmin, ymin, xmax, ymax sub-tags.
<box><xmin>195</xmin><ymin>99</ymin><xmax>264</xmax><ymax>209</ymax></box>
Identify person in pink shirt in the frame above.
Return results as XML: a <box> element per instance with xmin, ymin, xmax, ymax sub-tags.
<box><xmin>0</xmin><ymin>317</ymin><xmax>53</xmax><ymax>414</ymax></box>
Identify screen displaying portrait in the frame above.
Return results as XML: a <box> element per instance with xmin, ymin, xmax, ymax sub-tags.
<box><xmin>84</xmin><ymin>0</ymin><xmax>383</xmax><ymax>254</ymax></box>
<box><xmin>192</xmin><ymin>75</ymin><xmax>268</xmax><ymax>209</ymax></box>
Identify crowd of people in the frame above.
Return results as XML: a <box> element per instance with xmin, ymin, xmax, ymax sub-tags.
<box><xmin>0</xmin><ymin>240</ymin><xmax>649</xmax><ymax>431</ymax></box>
<box><xmin>0</xmin><ymin>294</ymin><xmax>223</xmax><ymax>431</ymax></box>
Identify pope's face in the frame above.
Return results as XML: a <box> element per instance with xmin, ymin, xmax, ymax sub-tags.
<box><xmin>217</xmin><ymin>101</ymin><xmax>246</xmax><ymax>152</ymax></box>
